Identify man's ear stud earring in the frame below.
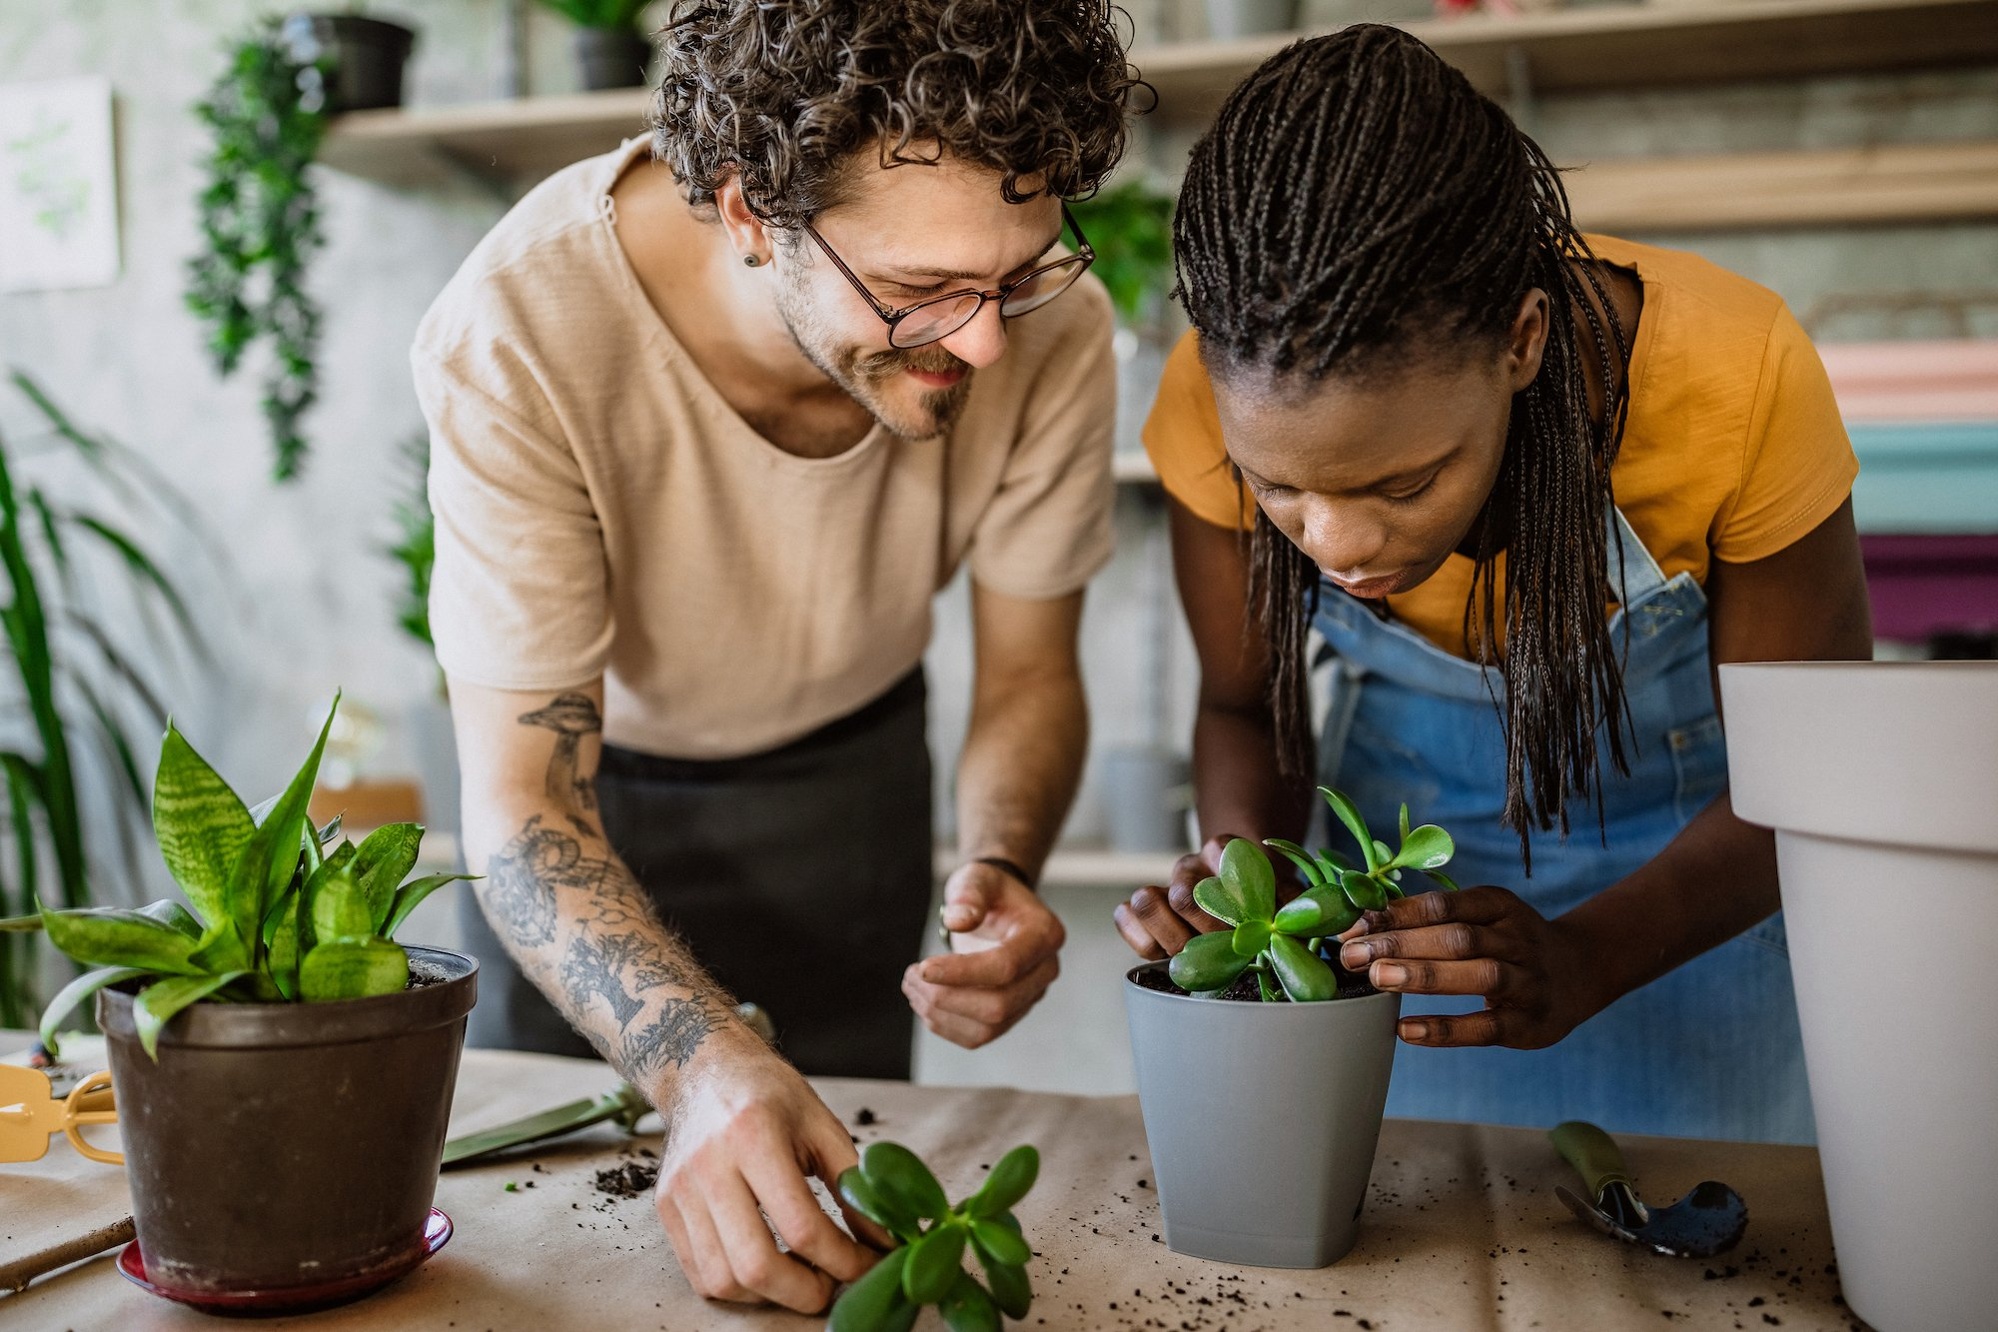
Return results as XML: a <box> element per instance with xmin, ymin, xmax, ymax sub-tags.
<box><xmin>743</xmin><ymin>254</ymin><xmax>761</xmax><ymax>267</ymax></box>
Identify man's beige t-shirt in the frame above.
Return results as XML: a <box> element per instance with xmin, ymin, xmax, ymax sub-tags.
<box><xmin>412</xmin><ymin>138</ymin><xmax>1116</xmax><ymax>760</ymax></box>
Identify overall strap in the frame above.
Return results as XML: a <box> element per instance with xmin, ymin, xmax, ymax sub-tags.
<box><xmin>1607</xmin><ymin>505</ymin><xmax>1670</xmax><ymax>606</ymax></box>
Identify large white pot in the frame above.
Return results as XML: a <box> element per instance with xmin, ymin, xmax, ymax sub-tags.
<box><xmin>1720</xmin><ymin>661</ymin><xmax>1998</xmax><ymax>1332</ymax></box>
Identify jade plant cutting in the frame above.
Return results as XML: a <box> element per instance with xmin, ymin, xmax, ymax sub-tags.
<box><xmin>31</xmin><ymin>694</ymin><xmax>473</xmax><ymax>1058</ymax></box>
<box><xmin>1169</xmin><ymin>786</ymin><xmax>1458</xmax><ymax>1002</ymax></box>
<box><xmin>829</xmin><ymin>1141</ymin><xmax>1039</xmax><ymax>1332</ymax></box>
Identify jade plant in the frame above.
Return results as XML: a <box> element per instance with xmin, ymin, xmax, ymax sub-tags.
<box><xmin>829</xmin><ymin>1141</ymin><xmax>1039</xmax><ymax>1332</ymax></box>
<box><xmin>1169</xmin><ymin>786</ymin><xmax>1458</xmax><ymax>1002</ymax></box>
<box><xmin>29</xmin><ymin>694</ymin><xmax>473</xmax><ymax>1058</ymax></box>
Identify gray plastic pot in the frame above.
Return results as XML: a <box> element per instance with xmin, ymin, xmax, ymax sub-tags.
<box><xmin>1722</xmin><ymin>661</ymin><xmax>1998</xmax><ymax>1332</ymax></box>
<box><xmin>97</xmin><ymin>947</ymin><xmax>477</xmax><ymax>1298</ymax></box>
<box><xmin>1125</xmin><ymin>962</ymin><xmax>1399</xmax><ymax>1267</ymax></box>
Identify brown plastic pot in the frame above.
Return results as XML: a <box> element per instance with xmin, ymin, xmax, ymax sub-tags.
<box><xmin>96</xmin><ymin>947</ymin><xmax>476</xmax><ymax>1298</ymax></box>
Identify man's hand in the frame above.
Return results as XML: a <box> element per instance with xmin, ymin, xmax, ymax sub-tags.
<box><xmin>653</xmin><ymin>1031</ymin><xmax>883</xmax><ymax>1313</ymax></box>
<box><xmin>902</xmin><ymin>862</ymin><xmax>1063</xmax><ymax>1048</ymax></box>
<box><xmin>1112</xmin><ymin>835</ymin><xmax>1236</xmax><ymax>959</ymax></box>
<box><xmin>1337</xmin><ymin>886</ymin><xmax>1605</xmax><ymax>1050</ymax></box>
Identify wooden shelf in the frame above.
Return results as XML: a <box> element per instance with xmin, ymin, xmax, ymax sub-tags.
<box><xmin>1567</xmin><ymin>139</ymin><xmax>1998</xmax><ymax>230</ymax></box>
<box><xmin>319</xmin><ymin>87</ymin><xmax>650</xmax><ymax>187</ymax></box>
<box><xmin>319</xmin><ymin>0</ymin><xmax>1998</xmax><ymax>190</ymax></box>
<box><xmin>1141</xmin><ymin>0</ymin><xmax>1998</xmax><ymax>117</ymax></box>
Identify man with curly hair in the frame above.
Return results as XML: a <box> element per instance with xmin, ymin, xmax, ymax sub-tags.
<box><xmin>410</xmin><ymin>0</ymin><xmax>1141</xmax><ymax>1311</ymax></box>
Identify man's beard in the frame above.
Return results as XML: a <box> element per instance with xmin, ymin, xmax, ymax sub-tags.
<box><xmin>776</xmin><ymin>279</ymin><xmax>975</xmax><ymax>441</ymax></box>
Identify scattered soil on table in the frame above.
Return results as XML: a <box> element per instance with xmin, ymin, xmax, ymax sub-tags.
<box><xmin>594</xmin><ymin>1158</ymin><xmax>660</xmax><ymax>1200</ymax></box>
<box><xmin>855</xmin><ymin>1107</ymin><xmax>877</xmax><ymax>1126</ymax></box>
<box><xmin>1131</xmin><ymin>960</ymin><xmax>1377</xmax><ymax>1002</ymax></box>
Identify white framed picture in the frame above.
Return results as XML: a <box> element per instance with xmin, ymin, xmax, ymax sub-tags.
<box><xmin>0</xmin><ymin>76</ymin><xmax>120</xmax><ymax>293</ymax></box>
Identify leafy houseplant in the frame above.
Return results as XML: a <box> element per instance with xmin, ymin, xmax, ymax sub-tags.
<box><xmin>1067</xmin><ymin>179</ymin><xmax>1174</xmax><ymax>330</ymax></box>
<box><xmin>1167</xmin><ymin>787</ymin><xmax>1458</xmax><ymax>1001</ymax></box>
<box><xmin>829</xmin><ymin>1141</ymin><xmax>1040</xmax><ymax>1332</ymax></box>
<box><xmin>30</xmin><ymin>697</ymin><xmax>480</xmax><ymax>1307</ymax></box>
<box><xmin>0</xmin><ymin>372</ymin><xmax>208</xmax><ymax>1029</ymax></box>
<box><xmin>35</xmin><ymin>694</ymin><xmax>473</xmax><ymax>1058</ymax></box>
<box><xmin>186</xmin><ymin>20</ymin><xmax>329</xmax><ymax>482</ymax></box>
<box><xmin>537</xmin><ymin>0</ymin><xmax>655</xmax><ymax>90</ymax></box>
<box><xmin>1123</xmin><ymin>786</ymin><xmax>1452</xmax><ymax>1268</ymax></box>
<box><xmin>388</xmin><ymin>433</ymin><xmax>434</xmax><ymax>651</ymax></box>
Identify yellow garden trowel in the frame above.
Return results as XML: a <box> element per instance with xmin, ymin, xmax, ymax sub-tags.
<box><xmin>1550</xmin><ymin>1121</ymin><xmax>1748</xmax><ymax>1259</ymax></box>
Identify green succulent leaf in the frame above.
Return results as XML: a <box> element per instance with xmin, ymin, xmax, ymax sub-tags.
<box><xmin>1269</xmin><ymin>933</ymin><xmax>1338</xmax><ymax>1003</ymax></box>
<box><xmin>223</xmin><ymin>694</ymin><xmax>337</xmax><ymax>958</ymax></box>
<box><xmin>1256</xmin><ymin>967</ymin><xmax>1278</xmax><ymax>1003</ymax></box>
<box><xmin>265</xmin><ymin>890</ymin><xmax>302</xmax><ymax>1000</ymax></box>
<box><xmin>1190</xmin><ymin>876</ymin><xmax>1243</xmax><ymax>928</ymax></box>
<box><xmin>1426</xmin><ymin>868</ymin><xmax>1462</xmax><ymax>892</ymax></box>
<box><xmin>1168</xmin><ymin>930</ymin><xmax>1253</xmax><ymax>994</ymax></box>
<box><xmin>863</xmin><ymin>1141</ymin><xmax>950</xmax><ymax>1222</ymax></box>
<box><xmin>382</xmin><ymin>873</ymin><xmax>477</xmax><ymax>939</ymax></box>
<box><xmin>968</xmin><ymin>1215</ymin><xmax>1031</xmax><ymax>1268</ymax></box>
<box><xmin>1339</xmin><ymin>869</ymin><xmax>1388</xmax><ymax>913</ymax></box>
<box><xmin>135</xmin><ymin>899</ymin><xmax>203</xmax><ymax>939</ymax></box>
<box><xmin>40</xmin><ymin>903</ymin><xmax>207</xmax><ymax>974</ymax></box>
<box><xmin>1261</xmin><ymin>839</ymin><xmax>1323</xmax><ymax>888</ymax></box>
<box><xmin>979</xmin><ymin>1254</ymin><xmax>1032</xmax><ymax>1319</ymax></box>
<box><xmin>1393</xmin><ymin>824</ymin><xmax>1456</xmax><ymax>871</ymax></box>
<box><xmin>185</xmin><ymin>919</ymin><xmax>251</xmax><ymax>975</ymax></box>
<box><xmin>838</xmin><ymin>1166</ymin><xmax>919</xmax><ymax>1241</ymax></box>
<box><xmin>1218</xmin><ymin>838</ymin><xmax>1276</xmax><ymax>922</ymax></box>
<box><xmin>827</xmin><ymin>1245</ymin><xmax>911</xmax><ymax>1332</ymax></box>
<box><xmin>1231</xmin><ymin>918</ymin><xmax>1272</xmax><ymax>959</ymax></box>
<box><xmin>901</xmin><ymin>1222</ymin><xmax>967</xmax><ymax>1305</ymax></box>
<box><xmin>39</xmin><ymin>965</ymin><xmax>148</xmax><ymax>1057</ymax></box>
<box><xmin>1318</xmin><ymin>786</ymin><xmax>1376</xmax><ymax>869</ymax></box>
<box><xmin>134</xmin><ymin>970</ymin><xmax>244</xmax><ymax>1059</ymax></box>
<box><xmin>350</xmin><ymin>821</ymin><xmax>425</xmax><ymax>931</ymax></box>
<box><xmin>1314</xmin><ymin>849</ymin><xmax>1355</xmax><ymax>882</ymax></box>
<box><xmin>298</xmin><ymin>937</ymin><xmax>408</xmax><ymax>1002</ymax></box>
<box><xmin>1372</xmin><ymin>840</ymin><xmax>1395</xmax><ymax>870</ymax></box>
<box><xmin>150</xmin><ymin>722</ymin><xmax>253</xmax><ymax>931</ymax></box>
<box><xmin>311</xmin><ymin>869</ymin><xmax>374</xmax><ymax>942</ymax></box>
<box><xmin>1272</xmin><ymin>884</ymin><xmax>1362</xmax><ymax>938</ymax></box>
<box><xmin>938</xmin><ymin>1270</ymin><xmax>1001</xmax><ymax>1332</ymax></box>
<box><xmin>1399</xmin><ymin>802</ymin><xmax>1411</xmax><ymax>842</ymax></box>
<box><xmin>966</xmin><ymin>1144</ymin><xmax>1039</xmax><ymax>1219</ymax></box>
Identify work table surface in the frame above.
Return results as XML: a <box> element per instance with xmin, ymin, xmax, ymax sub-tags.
<box><xmin>3</xmin><ymin>1045</ymin><xmax>1863</xmax><ymax>1330</ymax></box>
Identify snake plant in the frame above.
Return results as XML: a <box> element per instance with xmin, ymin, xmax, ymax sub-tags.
<box><xmin>27</xmin><ymin>694</ymin><xmax>474</xmax><ymax>1059</ymax></box>
<box><xmin>829</xmin><ymin>1141</ymin><xmax>1039</xmax><ymax>1332</ymax></box>
<box><xmin>1169</xmin><ymin>786</ymin><xmax>1458</xmax><ymax>1002</ymax></box>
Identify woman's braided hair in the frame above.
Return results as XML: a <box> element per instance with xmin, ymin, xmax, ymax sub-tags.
<box><xmin>1174</xmin><ymin>25</ymin><xmax>1633</xmax><ymax>864</ymax></box>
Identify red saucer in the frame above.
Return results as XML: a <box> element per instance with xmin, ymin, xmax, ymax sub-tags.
<box><xmin>116</xmin><ymin>1208</ymin><xmax>453</xmax><ymax>1317</ymax></box>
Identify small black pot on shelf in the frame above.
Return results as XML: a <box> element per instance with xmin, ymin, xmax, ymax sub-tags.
<box><xmin>574</xmin><ymin>26</ymin><xmax>652</xmax><ymax>90</ymax></box>
<box><xmin>281</xmin><ymin>13</ymin><xmax>417</xmax><ymax>113</ymax></box>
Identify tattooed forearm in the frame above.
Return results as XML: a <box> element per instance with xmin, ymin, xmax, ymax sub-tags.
<box><xmin>481</xmin><ymin>807</ymin><xmax>732</xmax><ymax>1083</ymax></box>
<box><xmin>519</xmin><ymin>692</ymin><xmax>602</xmax><ymax>812</ymax></box>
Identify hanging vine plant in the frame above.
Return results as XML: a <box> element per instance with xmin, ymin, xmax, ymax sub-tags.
<box><xmin>185</xmin><ymin>20</ymin><xmax>330</xmax><ymax>482</ymax></box>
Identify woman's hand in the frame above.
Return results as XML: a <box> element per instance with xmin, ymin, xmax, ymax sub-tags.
<box><xmin>1337</xmin><ymin>886</ymin><xmax>1607</xmax><ymax>1049</ymax></box>
<box><xmin>1112</xmin><ymin>835</ymin><xmax>1236</xmax><ymax>958</ymax></box>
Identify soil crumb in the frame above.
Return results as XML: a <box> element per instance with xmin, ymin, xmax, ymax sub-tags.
<box><xmin>856</xmin><ymin>1107</ymin><xmax>877</xmax><ymax>1126</ymax></box>
<box><xmin>594</xmin><ymin>1160</ymin><xmax>660</xmax><ymax>1200</ymax></box>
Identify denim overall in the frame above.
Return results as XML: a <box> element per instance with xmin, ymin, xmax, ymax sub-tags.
<box><xmin>1313</xmin><ymin>508</ymin><xmax>1815</xmax><ymax>1144</ymax></box>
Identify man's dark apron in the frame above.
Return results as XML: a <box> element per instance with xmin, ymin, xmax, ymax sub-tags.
<box><xmin>462</xmin><ymin>670</ymin><xmax>935</xmax><ymax>1080</ymax></box>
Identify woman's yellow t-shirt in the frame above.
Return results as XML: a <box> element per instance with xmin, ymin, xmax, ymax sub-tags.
<box><xmin>1141</xmin><ymin>235</ymin><xmax>1860</xmax><ymax>659</ymax></box>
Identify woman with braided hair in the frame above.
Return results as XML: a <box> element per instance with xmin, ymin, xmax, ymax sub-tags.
<box><xmin>1115</xmin><ymin>25</ymin><xmax>1871</xmax><ymax>1142</ymax></box>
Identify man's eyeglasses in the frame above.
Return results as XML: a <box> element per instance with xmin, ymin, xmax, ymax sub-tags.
<box><xmin>804</xmin><ymin>205</ymin><xmax>1095</xmax><ymax>350</ymax></box>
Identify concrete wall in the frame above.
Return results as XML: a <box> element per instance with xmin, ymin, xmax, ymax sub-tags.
<box><xmin>2</xmin><ymin>0</ymin><xmax>1991</xmax><ymax>915</ymax></box>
